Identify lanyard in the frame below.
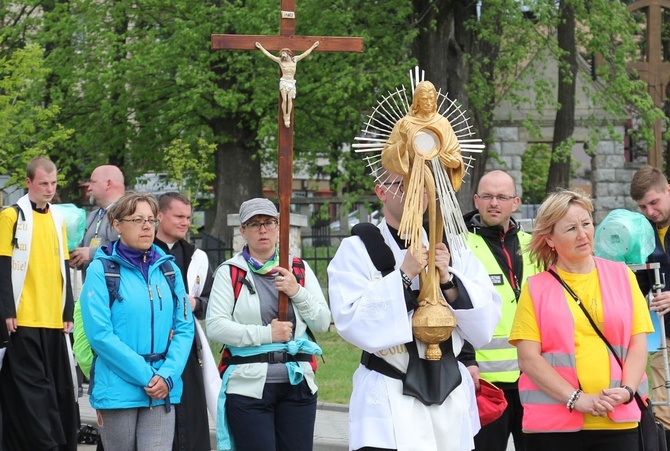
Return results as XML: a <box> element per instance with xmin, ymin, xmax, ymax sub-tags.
<box><xmin>93</xmin><ymin>208</ymin><xmax>105</xmax><ymax>238</ymax></box>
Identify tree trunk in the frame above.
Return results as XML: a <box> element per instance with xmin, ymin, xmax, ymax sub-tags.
<box><xmin>210</xmin><ymin>118</ymin><xmax>263</xmax><ymax>241</ymax></box>
<box><xmin>411</xmin><ymin>0</ymin><xmax>493</xmax><ymax>212</ymax></box>
<box><xmin>546</xmin><ymin>0</ymin><xmax>577</xmax><ymax>192</ymax></box>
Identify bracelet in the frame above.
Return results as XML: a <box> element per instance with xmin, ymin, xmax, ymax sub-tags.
<box><xmin>399</xmin><ymin>270</ymin><xmax>413</xmax><ymax>288</ymax></box>
<box><xmin>566</xmin><ymin>389</ymin><xmax>583</xmax><ymax>413</ymax></box>
<box><xmin>621</xmin><ymin>385</ymin><xmax>634</xmax><ymax>404</ymax></box>
<box><xmin>440</xmin><ymin>273</ymin><xmax>456</xmax><ymax>291</ymax></box>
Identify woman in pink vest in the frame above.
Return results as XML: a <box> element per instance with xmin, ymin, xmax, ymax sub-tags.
<box><xmin>509</xmin><ymin>190</ymin><xmax>654</xmax><ymax>451</ymax></box>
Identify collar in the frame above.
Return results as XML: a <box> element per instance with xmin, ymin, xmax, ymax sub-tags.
<box><xmin>386</xmin><ymin>223</ymin><xmax>409</xmax><ymax>250</ymax></box>
<box><xmin>29</xmin><ymin>200</ymin><xmax>49</xmax><ymax>214</ymax></box>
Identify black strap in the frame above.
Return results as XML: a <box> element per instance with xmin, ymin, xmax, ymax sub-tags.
<box><xmin>548</xmin><ymin>268</ymin><xmax>647</xmax><ymax>409</ymax></box>
<box><xmin>351</xmin><ymin>222</ymin><xmax>395</xmax><ymax>276</ymax></box>
<box><xmin>9</xmin><ymin>205</ymin><xmax>24</xmax><ymax>249</ymax></box>
<box><xmin>360</xmin><ymin>351</ymin><xmax>404</xmax><ymax>380</ymax></box>
<box><xmin>222</xmin><ymin>351</ymin><xmax>314</xmax><ymax>365</ymax></box>
<box><xmin>140</xmin><ymin>352</ymin><xmax>167</xmax><ymax>363</ymax></box>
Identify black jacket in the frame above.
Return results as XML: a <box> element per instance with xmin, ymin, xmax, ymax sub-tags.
<box><xmin>636</xmin><ymin>219</ymin><xmax>670</xmax><ymax>337</ymax></box>
<box><xmin>463</xmin><ymin>210</ymin><xmax>525</xmax><ymax>296</ymax></box>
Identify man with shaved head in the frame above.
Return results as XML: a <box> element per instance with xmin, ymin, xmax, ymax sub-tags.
<box><xmin>463</xmin><ymin>170</ymin><xmax>538</xmax><ymax>451</ymax></box>
<box><xmin>69</xmin><ymin>165</ymin><xmax>125</xmax><ymax>274</ymax></box>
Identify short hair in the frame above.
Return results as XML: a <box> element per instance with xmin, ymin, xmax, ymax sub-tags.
<box><xmin>158</xmin><ymin>192</ymin><xmax>191</xmax><ymax>213</ymax></box>
<box><xmin>526</xmin><ymin>189</ymin><xmax>593</xmax><ymax>270</ymax></box>
<box><xmin>108</xmin><ymin>193</ymin><xmax>159</xmax><ymax>223</ymax></box>
<box><xmin>631</xmin><ymin>165</ymin><xmax>668</xmax><ymax>200</ymax></box>
<box><xmin>26</xmin><ymin>156</ymin><xmax>56</xmax><ymax>181</ymax></box>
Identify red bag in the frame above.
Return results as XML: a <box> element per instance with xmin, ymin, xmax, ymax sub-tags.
<box><xmin>476</xmin><ymin>379</ymin><xmax>508</xmax><ymax>426</ymax></box>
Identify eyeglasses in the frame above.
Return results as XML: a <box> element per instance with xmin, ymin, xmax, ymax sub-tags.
<box><xmin>120</xmin><ymin>218</ymin><xmax>160</xmax><ymax>226</ymax></box>
<box><xmin>243</xmin><ymin>219</ymin><xmax>279</xmax><ymax>231</ymax></box>
<box><xmin>382</xmin><ymin>181</ymin><xmax>404</xmax><ymax>194</ymax></box>
<box><xmin>477</xmin><ymin>194</ymin><xmax>517</xmax><ymax>203</ymax></box>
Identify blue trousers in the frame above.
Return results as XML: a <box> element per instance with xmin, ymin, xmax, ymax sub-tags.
<box><xmin>226</xmin><ymin>381</ymin><xmax>317</xmax><ymax>451</ymax></box>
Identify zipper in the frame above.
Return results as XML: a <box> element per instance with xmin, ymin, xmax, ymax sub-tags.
<box><xmin>148</xmin><ymin>284</ymin><xmax>155</xmax><ymax>353</ymax></box>
<box><xmin>156</xmin><ymin>285</ymin><xmax>163</xmax><ymax>311</ymax></box>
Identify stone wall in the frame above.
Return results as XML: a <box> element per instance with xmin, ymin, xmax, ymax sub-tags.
<box><xmin>487</xmin><ymin>124</ymin><xmax>642</xmax><ymax>224</ymax></box>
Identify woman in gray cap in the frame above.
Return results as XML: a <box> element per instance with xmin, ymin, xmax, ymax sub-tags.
<box><xmin>206</xmin><ymin>198</ymin><xmax>331</xmax><ymax>451</ymax></box>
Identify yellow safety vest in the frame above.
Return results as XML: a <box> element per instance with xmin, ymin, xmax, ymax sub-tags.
<box><xmin>466</xmin><ymin>230</ymin><xmax>538</xmax><ymax>383</ymax></box>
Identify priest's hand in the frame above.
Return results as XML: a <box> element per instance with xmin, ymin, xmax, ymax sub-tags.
<box><xmin>400</xmin><ymin>245</ymin><xmax>428</xmax><ymax>280</ymax></box>
<box><xmin>434</xmin><ymin>242</ymin><xmax>452</xmax><ymax>284</ymax></box>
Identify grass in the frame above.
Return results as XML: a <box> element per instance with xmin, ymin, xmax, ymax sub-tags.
<box><xmin>207</xmin><ymin>327</ymin><xmax>360</xmax><ymax>405</ymax></box>
<box><xmin>313</xmin><ymin>328</ymin><xmax>360</xmax><ymax>404</ymax></box>
<box><xmin>300</xmin><ymin>244</ymin><xmax>340</xmax><ymax>288</ymax></box>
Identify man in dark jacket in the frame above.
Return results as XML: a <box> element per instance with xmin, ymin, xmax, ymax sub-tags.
<box><xmin>462</xmin><ymin>170</ymin><xmax>538</xmax><ymax>451</ymax></box>
<box><xmin>631</xmin><ymin>165</ymin><xmax>670</xmax><ymax>449</ymax></box>
<box><xmin>155</xmin><ymin>192</ymin><xmax>214</xmax><ymax>451</ymax></box>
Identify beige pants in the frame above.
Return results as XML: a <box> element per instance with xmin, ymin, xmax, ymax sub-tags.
<box><xmin>651</xmin><ymin>339</ymin><xmax>670</xmax><ymax>429</ymax></box>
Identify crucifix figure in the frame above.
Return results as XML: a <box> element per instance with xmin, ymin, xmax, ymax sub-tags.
<box><xmin>256</xmin><ymin>41</ymin><xmax>319</xmax><ymax>128</ymax></box>
<box><xmin>212</xmin><ymin>0</ymin><xmax>363</xmax><ymax>320</ymax></box>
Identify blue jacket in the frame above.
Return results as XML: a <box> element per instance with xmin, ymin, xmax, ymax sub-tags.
<box><xmin>80</xmin><ymin>242</ymin><xmax>194</xmax><ymax>409</ymax></box>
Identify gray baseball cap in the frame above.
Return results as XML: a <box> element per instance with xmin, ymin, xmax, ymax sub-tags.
<box><xmin>238</xmin><ymin>198</ymin><xmax>279</xmax><ymax>224</ymax></box>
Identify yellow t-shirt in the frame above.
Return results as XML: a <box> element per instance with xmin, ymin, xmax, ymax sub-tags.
<box><xmin>658</xmin><ymin>225</ymin><xmax>668</xmax><ymax>252</ymax></box>
<box><xmin>0</xmin><ymin>206</ymin><xmax>69</xmax><ymax>328</ymax></box>
<box><xmin>510</xmin><ymin>267</ymin><xmax>654</xmax><ymax>430</ymax></box>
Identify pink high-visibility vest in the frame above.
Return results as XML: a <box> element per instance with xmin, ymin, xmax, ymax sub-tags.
<box><xmin>519</xmin><ymin>257</ymin><xmax>646</xmax><ymax>432</ymax></box>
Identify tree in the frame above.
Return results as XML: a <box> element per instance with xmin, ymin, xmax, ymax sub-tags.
<box><xmin>1</xmin><ymin>0</ymin><xmax>663</xmax><ymax>224</ymax></box>
<box><xmin>9</xmin><ymin>0</ymin><xmax>415</xmax><ymax>240</ymax></box>
<box><xmin>0</xmin><ymin>39</ymin><xmax>72</xmax><ymax>184</ymax></box>
<box><xmin>546</xmin><ymin>0</ymin><xmax>577</xmax><ymax>192</ymax></box>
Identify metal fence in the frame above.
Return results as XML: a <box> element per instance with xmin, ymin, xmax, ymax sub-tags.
<box><xmin>194</xmin><ymin>232</ymin><xmax>234</xmax><ymax>269</ymax></box>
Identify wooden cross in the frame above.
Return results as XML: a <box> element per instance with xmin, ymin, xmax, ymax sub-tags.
<box><xmin>627</xmin><ymin>0</ymin><xmax>670</xmax><ymax>168</ymax></box>
<box><xmin>212</xmin><ymin>0</ymin><xmax>363</xmax><ymax>320</ymax></box>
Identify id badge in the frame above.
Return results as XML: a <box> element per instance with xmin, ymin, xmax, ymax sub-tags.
<box><xmin>89</xmin><ymin>237</ymin><xmax>102</xmax><ymax>248</ymax></box>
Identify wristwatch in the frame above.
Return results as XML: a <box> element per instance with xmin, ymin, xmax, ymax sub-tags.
<box><xmin>440</xmin><ymin>274</ymin><xmax>456</xmax><ymax>291</ymax></box>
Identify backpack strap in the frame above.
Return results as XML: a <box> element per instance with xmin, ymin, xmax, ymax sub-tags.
<box><xmin>158</xmin><ymin>260</ymin><xmax>181</xmax><ymax>331</ymax></box>
<box><xmin>101</xmin><ymin>259</ymin><xmax>123</xmax><ymax>307</ymax></box>
<box><xmin>291</xmin><ymin>257</ymin><xmax>306</xmax><ymax>287</ymax></box>
<box><xmin>230</xmin><ymin>265</ymin><xmax>255</xmax><ymax>302</ymax></box>
<box><xmin>6</xmin><ymin>204</ymin><xmax>24</xmax><ymax>249</ymax></box>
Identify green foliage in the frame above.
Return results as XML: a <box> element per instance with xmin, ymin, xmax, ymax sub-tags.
<box><xmin>521</xmin><ymin>142</ymin><xmax>582</xmax><ymax>204</ymax></box>
<box><xmin>0</xmin><ymin>0</ymin><xmax>665</xmax><ymax>205</ymax></box>
<box><xmin>0</xmin><ymin>40</ymin><xmax>73</xmax><ymax>184</ymax></box>
<box><xmin>521</xmin><ymin>143</ymin><xmax>551</xmax><ymax>204</ymax></box>
<box><xmin>162</xmin><ymin>138</ymin><xmax>217</xmax><ymax>209</ymax></box>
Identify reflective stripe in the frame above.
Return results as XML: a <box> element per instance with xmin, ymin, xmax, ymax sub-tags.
<box><xmin>541</xmin><ymin>352</ymin><xmax>575</xmax><ymax>368</ymax></box>
<box><xmin>479</xmin><ymin>359</ymin><xmax>519</xmax><ymax>374</ymax></box>
<box><xmin>519</xmin><ymin>389</ymin><xmax>562</xmax><ymax>405</ymax></box>
<box><xmin>614</xmin><ymin>345</ymin><xmax>627</xmax><ymax>361</ymax></box>
<box><xmin>479</xmin><ymin>337</ymin><xmax>515</xmax><ymax>350</ymax></box>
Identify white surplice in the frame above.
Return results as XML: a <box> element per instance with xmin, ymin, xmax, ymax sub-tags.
<box><xmin>327</xmin><ymin>220</ymin><xmax>501</xmax><ymax>451</ymax></box>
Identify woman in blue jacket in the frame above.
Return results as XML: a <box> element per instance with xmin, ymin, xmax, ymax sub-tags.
<box><xmin>80</xmin><ymin>193</ymin><xmax>194</xmax><ymax>450</ymax></box>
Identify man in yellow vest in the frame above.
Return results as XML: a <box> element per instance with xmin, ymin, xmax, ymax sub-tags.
<box><xmin>463</xmin><ymin>170</ymin><xmax>539</xmax><ymax>451</ymax></box>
